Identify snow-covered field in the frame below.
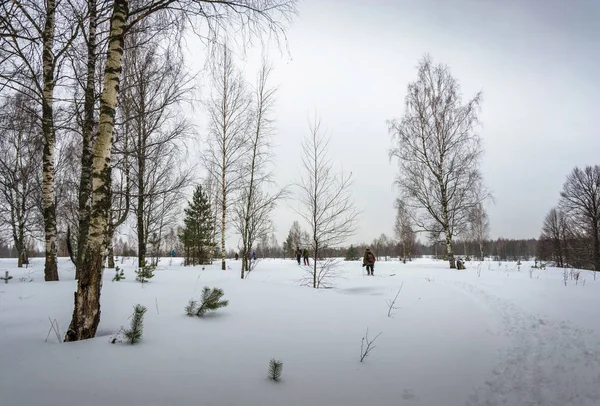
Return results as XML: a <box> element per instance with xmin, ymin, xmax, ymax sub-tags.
<box><xmin>1</xmin><ymin>257</ymin><xmax>600</xmax><ymax>406</ymax></box>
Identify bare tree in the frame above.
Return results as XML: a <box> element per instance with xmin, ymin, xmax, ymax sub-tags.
<box><xmin>539</xmin><ymin>207</ymin><xmax>569</xmax><ymax>268</ymax></box>
<box><xmin>204</xmin><ymin>44</ymin><xmax>251</xmax><ymax>271</ymax></box>
<box><xmin>65</xmin><ymin>0</ymin><xmax>297</xmax><ymax>341</ymax></box>
<box><xmin>0</xmin><ymin>92</ymin><xmax>43</xmax><ymax>266</ymax></box>
<box><xmin>297</xmin><ymin>117</ymin><xmax>359</xmax><ymax>288</ymax></box>
<box><xmin>468</xmin><ymin>202</ymin><xmax>489</xmax><ymax>261</ymax></box>
<box><xmin>1</xmin><ymin>0</ymin><xmax>81</xmax><ymax>280</ymax></box>
<box><xmin>394</xmin><ymin>199</ymin><xmax>415</xmax><ymax>263</ymax></box>
<box><xmin>559</xmin><ymin>165</ymin><xmax>600</xmax><ymax>271</ymax></box>
<box><xmin>389</xmin><ymin>55</ymin><xmax>489</xmax><ymax>269</ymax></box>
<box><xmin>235</xmin><ymin>59</ymin><xmax>287</xmax><ymax>278</ymax></box>
<box><xmin>119</xmin><ymin>26</ymin><xmax>193</xmax><ymax>268</ymax></box>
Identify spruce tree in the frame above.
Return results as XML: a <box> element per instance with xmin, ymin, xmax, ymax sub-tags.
<box><xmin>179</xmin><ymin>185</ymin><xmax>215</xmax><ymax>266</ymax></box>
<box><xmin>345</xmin><ymin>245</ymin><xmax>359</xmax><ymax>261</ymax></box>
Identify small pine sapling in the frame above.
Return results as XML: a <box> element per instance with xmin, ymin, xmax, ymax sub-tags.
<box><xmin>112</xmin><ymin>266</ymin><xmax>125</xmax><ymax>282</ymax></box>
<box><xmin>135</xmin><ymin>261</ymin><xmax>155</xmax><ymax>283</ymax></box>
<box><xmin>195</xmin><ymin>287</ymin><xmax>228</xmax><ymax>317</ymax></box>
<box><xmin>124</xmin><ymin>304</ymin><xmax>147</xmax><ymax>344</ymax></box>
<box><xmin>268</xmin><ymin>359</ymin><xmax>283</xmax><ymax>382</ymax></box>
<box><xmin>184</xmin><ymin>299</ymin><xmax>198</xmax><ymax>316</ymax></box>
<box><xmin>1</xmin><ymin>271</ymin><xmax>13</xmax><ymax>284</ymax></box>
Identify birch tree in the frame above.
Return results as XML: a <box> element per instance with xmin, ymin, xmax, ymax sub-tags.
<box><xmin>1</xmin><ymin>0</ymin><xmax>81</xmax><ymax>280</ymax></box>
<box><xmin>204</xmin><ymin>45</ymin><xmax>251</xmax><ymax>271</ymax></box>
<box><xmin>119</xmin><ymin>27</ymin><xmax>193</xmax><ymax>268</ymax></box>
<box><xmin>394</xmin><ymin>199</ymin><xmax>415</xmax><ymax>263</ymax></box>
<box><xmin>468</xmin><ymin>202</ymin><xmax>489</xmax><ymax>261</ymax></box>
<box><xmin>0</xmin><ymin>93</ymin><xmax>43</xmax><ymax>267</ymax></box>
<box><xmin>234</xmin><ymin>60</ymin><xmax>287</xmax><ymax>278</ymax></box>
<box><xmin>389</xmin><ymin>55</ymin><xmax>488</xmax><ymax>269</ymax></box>
<box><xmin>65</xmin><ymin>0</ymin><xmax>297</xmax><ymax>341</ymax></box>
<box><xmin>297</xmin><ymin>117</ymin><xmax>359</xmax><ymax>288</ymax></box>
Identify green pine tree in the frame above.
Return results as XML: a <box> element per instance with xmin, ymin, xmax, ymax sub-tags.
<box><xmin>345</xmin><ymin>245</ymin><xmax>359</xmax><ymax>261</ymax></box>
<box><xmin>195</xmin><ymin>286</ymin><xmax>228</xmax><ymax>316</ymax></box>
<box><xmin>1</xmin><ymin>271</ymin><xmax>13</xmax><ymax>284</ymax></box>
<box><xmin>124</xmin><ymin>304</ymin><xmax>147</xmax><ymax>344</ymax></box>
<box><xmin>135</xmin><ymin>260</ymin><xmax>155</xmax><ymax>283</ymax></box>
<box><xmin>179</xmin><ymin>185</ymin><xmax>215</xmax><ymax>266</ymax></box>
<box><xmin>268</xmin><ymin>359</ymin><xmax>283</xmax><ymax>382</ymax></box>
<box><xmin>112</xmin><ymin>266</ymin><xmax>125</xmax><ymax>282</ymax></box>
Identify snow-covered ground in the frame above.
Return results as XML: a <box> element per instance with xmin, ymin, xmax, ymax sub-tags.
<box><xmin>1</xmin><ymin>257</ymin><xmax>600</xmax><ymax>406</ymax></box>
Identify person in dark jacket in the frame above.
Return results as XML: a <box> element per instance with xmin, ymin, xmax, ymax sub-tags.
<box><xmin>363</xmin><ymin>248</ymin><xmax>376</xmax><ymax>276</ymax></box>
<box><xmin>303</xmin><ymin>248</ymin><xmax>310</xmax><ymax>266</ymax></box>
<box><xmin>296</xmin><ymin>247</ymin><xmax>302</xmax><ymax>265</ymax></box>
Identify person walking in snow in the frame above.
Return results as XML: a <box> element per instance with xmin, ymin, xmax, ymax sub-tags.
<box><xmin>303</xmin><ymin>248</ymin><xmax>310</xmax><ymax>266</ymax></box>
<box><xmin>296</xmin><ymin>247</ymin><xmax>302</xmax><ymax>265</ymax></box>
<box><xmin>252</xmin><ymin>251</ymin><xmax>257</xmax><ymax>261</ymax></box>
<box><xmin>363</xmin><ymin>248</ymin><xmax>376</xmax><ymax>276</ymax></box>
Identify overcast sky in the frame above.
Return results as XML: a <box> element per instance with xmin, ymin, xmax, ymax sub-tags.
<box><xmin>186</xmin><ymin>0</ymin><xmax>600</xmax><ymax>248</ymax></box>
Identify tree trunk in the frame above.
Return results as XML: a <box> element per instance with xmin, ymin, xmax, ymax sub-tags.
<box><xmin>593</xmin><ymin>222</ymin><xmax>600</xmax><ymax>272</ymax></box>
<box><xmin>42</xmin><ymin>0</ymin><xmax>58</xmax><ymax>281</ymax></box>
<box><xmin>137</xmin><ymin>140</ymin><xmax>145</xmax><ymax>268</ymax></box>
<box><xmin>221</xmin><ymin>169</ymin><xmax>226</xmax><ymax>271</ymax></box>
<box><xmin>76</xmin><ymin>0</ymin><xmax>98</xmax><ymax>280</ymax></box>
<box><xmin>65</xmin><ymin>0</ymin><xmax>129</xmax><ymax>342</ymax></box>
<box><xmin>445</xmin><ymin>232</ymin><xmax>456</xmax><ymax>269</ymax></box>
<box><xmin>107</xmin><ymin>238</ymin><xmax>115</xmax><ymax>268</ymax></box>
<box><xmin>479</xmin><ymin>240</ymin><xmax>484</xmax><ymax>261</ymax></box>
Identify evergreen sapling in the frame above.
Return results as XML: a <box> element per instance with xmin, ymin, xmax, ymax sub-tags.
<box><xmin>268</xmin><ymin>359</ymin><xmax>283</xmax><ymax>382</ymax></box>
<box><xmin>135</xmin><ymin>260</ymin><xmax>155</xmax><ymax>283</ymax></box>
<box><xmin>124</xmin><ymin>304</ymin><xmax>147</xmax><ymax>344</ymax></box>
<box><xmin>184</xmin><ymin>299</ymin><xmax>198</xmax><ymax>316</ymax></box>
<box><xmin>112</xmin><ymin>266</ymin><xmax>125</xmax><ymax>282</ymax></box>
<box><xmin>185</xmin><ymin>287</ymin><xmax>228</xmax><ymax>317</ymax></box>
<box><xmin>1</xmin><ymin>271</ymin><xmax>13</xmax><ymax>284</ymax></box>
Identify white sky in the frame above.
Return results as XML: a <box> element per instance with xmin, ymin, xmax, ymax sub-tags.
<box><xmin>183</xmin><ymin>0</ymin><xmax>600</xmax><ymax>249</ymax></box>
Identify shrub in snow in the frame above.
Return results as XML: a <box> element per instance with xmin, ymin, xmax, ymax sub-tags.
<box><xmin>112</xmin><ymin>267</ymin><xmax>125</xmax><ymax>282</ymax></box>
<box><xmin>268</xmin><ymin>359</ymin><xmax>283</xmax><ymax>382</ymax></box>
<box><xmin>1</xmin><ymin>270</ymin><xmax>13</xmax><ymax>284</ymax></box>
<box><xmin>124</xmin><ymin>304</ymin><xmax>147</xmax><ymax>344</ymax></box>
<box><xmin>360</xmin><ymin>328</ymin><xmax>382</xmax><ymax>362</ymax></box>
<box><xmin>386</xmin><ymin>284</ymin><xmax>403</xmax><ymax>318</ymax></box>
<box><xmin>186</xmin><ymin>287</ymin><xmax>228</xmax><ymax>317</ymax></box>
<box><xmin>135</xmin><ymin>261</ymin><xmax>155</xmax><ymax>283</ymax></box>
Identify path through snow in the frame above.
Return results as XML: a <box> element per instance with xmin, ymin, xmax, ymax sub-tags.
<box><xmin>449</xmin><ymin>281</ymin><xmax>600</xmax><ymax>406</ymax></box>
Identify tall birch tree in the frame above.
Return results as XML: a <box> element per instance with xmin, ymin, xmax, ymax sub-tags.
<box><xmin>204</xmin><ymin>45</ymin><xmax>250</xmax><ymax>271</ymax></box>
<box><xmin>389</xmin><ymin>55</ymin><xmax>489</xmax><ymax>269</ymax></box>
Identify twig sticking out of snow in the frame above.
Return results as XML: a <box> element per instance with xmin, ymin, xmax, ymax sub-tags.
<box><xmin>360</xmin><ymin>328</ymin><xmax>382</xmax><ymax>362</ymax></box>
<box><xmin>45</xmin><ymin>318</ymin><xmax>61</xmax><ymax>343</ymax></box>
<box><xmin>386</xmin><ymin>283</ymin><xmax>403</xmax><ymax>318</ymax></box>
